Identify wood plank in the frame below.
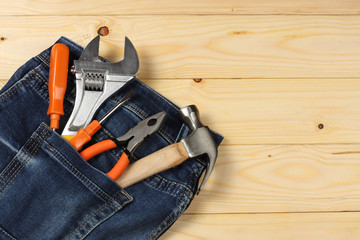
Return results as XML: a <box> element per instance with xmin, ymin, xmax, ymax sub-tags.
<box><xmin>186</xmin><ymin>144</ymin><xmax>360</xmax><ymax>214</ymax></box>
<box><xmin>143</xmin><ymin>78</ymin><xmax>360</xmax><ymax>145</ymax></box>
<box><xmin>0</xmin><ymin>16</ymin><xmax>360</xmax><ymax>80</ymax></box>
<box><xmin>2</xmin><ymin>78</ymin><xmax>360</xmax><ymax>144</ymax></box>
<box><xmin>161</xmin><ymin>212</ymin><xmax>360</xmax><ymax>240</ymax></box>
<box><xmin>1</xmin><ymin>0</ymin><xmax>359</xmax><ymax>15</ymax></box>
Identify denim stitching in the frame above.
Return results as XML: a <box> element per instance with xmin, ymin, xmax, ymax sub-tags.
<box><xmin>36</xmin><ymin>53</ymin><xmax>50</xmax><ymax>67</ymax></box>
<box><xmin>148</xmin><ymin>166</ymin><xmax>197</xmax><ymax>239</ymax></box>
<box><xmin>65</xmin><ymin>203</ymin><xmax>113</xmax><ymax>240</ymax></box>
<box><xmin>0</xmin><ymin>126</ymin><xmax>46</xmax><ymax>190</ymax></box>
<box><xmin>0</xmin><ymin>227</ymin><xmax>16</xmax><ymax>240</ymax></box>
<box><xmin>45</xmin><ymin>145</ymin><xmax>116</xmax><ymax>204</ymax></box>
<box><xmin>0</xmin><ymin>127</ymin><xmax>49</xmax><ymax>195</ymax></box>
<box><xmin>0</xmin><ymin>73</ymin><xmax>33</xmax><ymax>103</ymax></box>
<box><xmin>0</xmin><ymin>127</ymin><xmax>49</xmax><ymax>194</ymax></box>
<box><xmin>64</xmin><ymin>192</ymin><xmax>124</xmax><ymax>240</ymax></box>
<box><xmin>148</xmin><ymin>187</ymin><xmax>192</xmax><ymax>240</ymax></box>
<box><xmin>145</xmin><ymin>174</ymin><xmax>191</xmax><ymax>198</ymax></box>
<box><xmin>43</xmin><ymin>134</ymin><xmax>133</xmax><ymax>206</ymax></box>
<box><xmin>157</xmin><ymin>128</ymin><xmax>175</xmax><ymax>145</ymax></box>
<box><xmin>175</xmin><ymin>124</ymin><xmax>186</xmax><ymax>143</ymax></box>
<box><xmin>187</xmin><ymin>158</ymin><xmax>204</xmax><ymax>191</ymax></box>
<box><xmin>0</xmin><ymin>150</ymin><xmax>26</xmax><ymax>187</ymax></box>
<box><xmin>120</xmin><ymin>190</ymin><xmax>133</xmax><ymax>205</ymax></box>
<box><xmin>124</xmin><ymin>102</ymin><xmax>147</xmax><ymax>119</ymax></box>
<box><xmin>34</xmin><ymin>69</ymin><xmax>48</xmax><ymax>85</ymax></box>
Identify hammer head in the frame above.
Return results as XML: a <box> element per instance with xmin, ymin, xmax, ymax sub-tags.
<box><xmin>179</xmin><ymin>105</ymin><xmax>218</xmax><ymax>194</ymax></box>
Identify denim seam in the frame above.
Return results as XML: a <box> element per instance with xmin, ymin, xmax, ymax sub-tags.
<box><xmin>145</xmin><ymin>174</ymin><xmax>191</xmax><ymax>198</ymax></box>
<box><xmin>0</xmin><ymin>227</ymin><xmax>16</xmax><ymax>240</ymax></box>
<box><xmin>0</xmin><ymin>126</ymin><xmax>47</xmax><ymax>192</ymax></box>
<box><xmin>186</xmin><ymin>158</ymin><xmax>200</xmax><ymax>190</ymax></box>
<box><xmin>0</xmin><ymin>73</ymin><xmax>34</xmax><ymax>103</ymax></box>
<box><xmin>124</xmin><ymin>102</ymin><xmax>147</xmax><ymax>119</ymax></box>
<box><xmin>64</xmin><ymin>192</ymin><xmax>124</xmax><ymax>240</ymax></box>
<box><xmin>148</xmin><ymin>164</ymin><xmax>199</xmax><ymax>239</ymax></box>
<box><xmin>36</xmin><ymin>53</ymin><xmax>50</xmax><ymax>67</ymax></box>
<box><xmin>148</xmin><ymin>186</ymin><xmax>192</xmax><ymax>240</ymax></box>
<box><xmin>0</xmin><ymin>126</ymin><xmax>49</xmax><ymax>196</ymax></box>
<box><xmin>33</xmin><ymin>68</ymin><xmax>47</xmax><ymax>85</ymax></box>
<box><xmin>45</xmin><ymin>144</ymin><xmax>121</xmax><ymax>205</ymax></box>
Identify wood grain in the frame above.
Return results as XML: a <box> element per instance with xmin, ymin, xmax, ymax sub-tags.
<box><xmin>1</xmin><ymin>78</ymin><xmax>360</xmax><ymax>145</ymax></box>
<box><xmin>184</xmin><ymin>144</ymin><xmax>360</xmax><ymax>214</ymax></box>
<box><xmin>1</xmin><ymin>0</ymin><xmax>359</xmax><ymax>15</ymax></box>
<box><xmin>117</xmin><ymin>142</ymin><xmax>189</xmax><ymax>188</ymax></box>
<box><xmin>0</xmin><ymin>16</ymin><xmax>360</xmax><ymax>80</ymax></box>
<box><xmin>143</xmin><ymin>78</ymin><xmax>360</xmax><ymax>145</ymax></box>
<box><xmin>161</xmin><ymin>212</ymin><xmax>360</xmax><ymax>240</ymax></box>
<box><xmin>2</xmin><ymin>2</ymin><xmax>360</xmax><ymax>238</ymax></box>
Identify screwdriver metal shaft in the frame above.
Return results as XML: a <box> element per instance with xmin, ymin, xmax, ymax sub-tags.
<box><xmin>67</xmin><ymin>90</ymin><xmax>134</xmax><ymax>151</ymax></box>
<box><xmin>99</xmin><ymin>90</ymin><xmax>134</xmax><ymax>124</ymax></box>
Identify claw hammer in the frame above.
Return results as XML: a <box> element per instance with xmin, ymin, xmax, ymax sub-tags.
<box><xmin>116</xmin><ymin>105</ymin><xmax>218</xmax><ymax>194</ymax></box>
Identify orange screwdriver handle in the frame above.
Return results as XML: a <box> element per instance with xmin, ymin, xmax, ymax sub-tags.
<box><xmin>69</xmin><ymin>120</ymin><xmax>102</xmax><ymax>151</ymax></box>
<box><xmin>47</xmin><ymin>43</ymin><xmax>70</xmax><ymax>130</ymax></box>
<box><xmin>107</xmin><ymin>153</ymin><xmax>130</xmax><ymax>181</ymax></box>
<box><xmin>80</xmin><ymin>139</ymin><xmax>117</xmax><ymax>161</ymax></box>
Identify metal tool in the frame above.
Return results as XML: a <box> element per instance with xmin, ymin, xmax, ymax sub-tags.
<box><xmin>116</xmin><ymin>105</ymin><xmax>218</xmax><ymax>194</ymax></box>
<box><xmin>62</xmin><ymin>35</ymin><xmax>139</xmax><ymax>140</ymax></box>
<box><xmin>80</xmin><ymin>111</ymin><xmax>167</xmax><ymax>181</ymax></box>
<box><xmin>69</xmin><ymin>90</ymin><xmax>134</xmax><ymax>151</ymax></box>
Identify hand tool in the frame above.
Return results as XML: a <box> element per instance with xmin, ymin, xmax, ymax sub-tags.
<box><xmin>116</xmin><ymin>105</ymin><xmax>218</xmax><ymax>194</ymax></box>
<box><xmin>80</xmin><ymin>111</ymin><xmax>166</xmax><ymax>181</ymax></box>
<box><xmin>62</xmin><ymin>35</ymin><xmax>139</xmax><ymax>141</ymax></box>
<box><xmin>47</xmin><ymin>43</ymin><xmax>70</xmax><ymax>131</ymax></box>
<box><xmin>69</xmin><ymin>90</ymin><xmax>134</xmax><ymax>151</ymax></box>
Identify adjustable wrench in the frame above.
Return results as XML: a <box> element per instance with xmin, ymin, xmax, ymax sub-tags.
<box><xmin>62</xmin><ymin>35</ymin><xmax>139</xmax><ymax>140</ymax></box>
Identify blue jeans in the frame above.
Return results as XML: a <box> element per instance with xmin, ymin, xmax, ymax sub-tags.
<box><xmin>0</xmin><ymin>37</ymin><xmax>223</xmax><ymax>240</ymax></box>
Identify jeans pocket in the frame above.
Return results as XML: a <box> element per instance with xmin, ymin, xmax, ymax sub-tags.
<box><xmin>0</xmin><ymin>123</ymin><xmax>133</xmax><ymax>240</ymax></box>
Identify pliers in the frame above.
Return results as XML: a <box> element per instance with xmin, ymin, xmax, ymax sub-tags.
<box><xmin>69</xmin><ymin>90</ymin><xmax>134</xmax><ymax>151</ymax></box>
<box><xmin>79</xmin><ymin>111</ymin><xmax>167</xmax><ymax>181</ymax></box>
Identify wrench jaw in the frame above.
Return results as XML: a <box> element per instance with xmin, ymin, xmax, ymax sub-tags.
<box><xmin>62</xmin><ymin>35</ymin><xmax>139</xmax><ymax>136</ymax></box>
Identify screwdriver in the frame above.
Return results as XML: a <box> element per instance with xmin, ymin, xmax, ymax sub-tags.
<box><xmin>68</xmin><ymin>90</ymin><xmax>134</xmax><ymax>151</ymax></box>
<box><xmin>47</xmin><ymin>43</ymin><xmax>70</xmax><ymax>131</ymax></box>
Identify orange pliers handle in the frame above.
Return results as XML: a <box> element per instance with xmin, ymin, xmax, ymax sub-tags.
<box><xmin>80</xmin><ymin>139</ymin><xmax>130</xmax><ymax>181</ymax></box>
<box><xmin>69</xmin><ymin>120</ymin><xmax>102</xmax><ymax>151</ymax></box>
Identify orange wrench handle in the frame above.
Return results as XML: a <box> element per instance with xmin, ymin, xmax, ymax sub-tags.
<box><xmin>80</xmin><ymin>139</ymin><xmax>117</xmax><ymax>161</ymax></box>
<box><xmin>107</xmin><ymin>153</ymin><xmax>130</xmax><ymax>181</ymax></box>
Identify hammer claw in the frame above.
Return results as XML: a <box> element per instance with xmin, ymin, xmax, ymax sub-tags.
<box><xmin>198</xmin><ymin>146</ymin><xmax>217</xmax><ymax>194</ymax></box>
<box><xmin>116</xmin><ymin>105</ymin><xmax>219</xmax><ymax>195</ymax></box>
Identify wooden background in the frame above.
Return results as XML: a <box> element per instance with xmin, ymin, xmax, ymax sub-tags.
<box><xmin>1</xmin><ymin>1</ymin><xmax>360</xmax><ymax>239</ymax></box>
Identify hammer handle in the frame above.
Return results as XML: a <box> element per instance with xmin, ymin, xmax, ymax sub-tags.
<box><xmin>116</xmin><ymin>141</ymin><xmax>189</xmax><ymax>188</ymax></box>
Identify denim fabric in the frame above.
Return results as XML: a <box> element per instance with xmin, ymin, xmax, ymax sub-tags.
<box><xmin>0</xmin><ymin>37</ymin><xmax>223</xmax><ymax>239</ymax></box>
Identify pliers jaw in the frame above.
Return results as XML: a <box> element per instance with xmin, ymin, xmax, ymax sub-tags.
<box><xmin>116</xmin><ymin>111</ymin><xmax>167</xmax><ymax>154</ymax></box>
